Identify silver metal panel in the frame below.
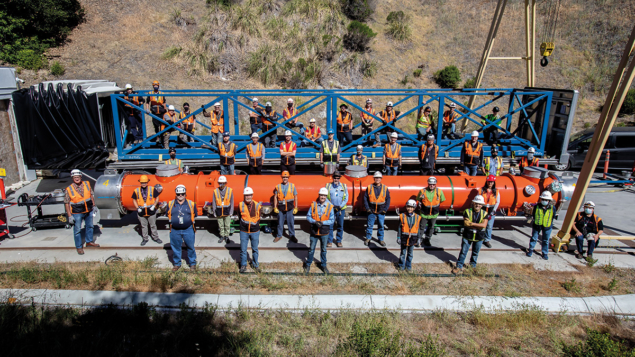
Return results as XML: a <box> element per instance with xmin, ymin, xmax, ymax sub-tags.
<box><xmin>156</xmin><ymin>164</ymin><xmax>180</xmax><ymax>177</ymax></box>
<box><xmin>345</xmin><ymin>165</ymin><xmax>368</xmax><ymax>178</ymax></box>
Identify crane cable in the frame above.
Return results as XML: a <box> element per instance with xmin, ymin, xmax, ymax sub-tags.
<box><xmin>540</xmin><ymin>0</ymin><xmax>562</xmax><ymax>67</ymax></box>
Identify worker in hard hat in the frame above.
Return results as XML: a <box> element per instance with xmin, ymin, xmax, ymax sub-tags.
<box><xmin>167</xmin><ymin>185</ymin><xmax>198</xmax><ymax>271</ymax></box>
<box><xmin>179</xmin><ymin>102</ymin><xmax>196</xmax><ymax>144</ymax></box>
<box><xmin>461</xmin><ymin>131</ymin><xmax>484</xmax><ymax>176</ymax></box>
<box><xmin>442</xmin><ymin>102</ymin><xmax>459</xmax><ymax>139</ymax></box>
<box><xmin>326</xmin><ymin>171</ymin><xmax>348</xmax><ymax>248</ymax></box>
<box><xmin>239</xmin><ymin>187</ymin><xmax>261</xmax><ymax>273</ymax></box>
<box><xmin>379</xmin><ymin>101</ymin><xmax>401</xmax><ymax>139</ymax></box>
<box><xmin>452</xmin><ymin>195</ymin><xmax>489</xmax><ymax>274</ymax></box>
<box><xmin>303</xmin><ymin>118</ymin><xmax>322</xmax><ymax>147</ymax></box>
<box><xmin>416</xmin><ymin>106</ymin><xmax>433</xmax><ymax>141</ymax></box>
<box><xmin>246</xmin><ymin>132</ymin><xmax>265</xmax><ymax>175</ymax></box>
<box><xmin>526</xmin><ymin>191</ymin><xmax>555</xmax><ymax>260</ymax></box>
<box><xmin>419</xmin><ymin>134</ymin><xmax>438</xmax><ymax>175</ymax></box>
<box><xmin>348</xmin><ymin>145</ymin><xmax>368</xmax><ymax>168</ymax></box>
<box><xmin>416</xmin><ymin>176</ymin><xmax>446</xmax><ymax>247</ymax></box>
<box><xmin>161</xmin><ymin>105</ymin><xmax>178</xmax><ymax>149</ymax></box>
<box><xmin>305</xmin><ymin>187</ymin><xmax>335</xmax><ymax>274</ymax></box>
<box><xmin>132</xmin><ymin>175</ymin><xmax>163</xmax><ymax>246</ymax></box>
<box><xmin>65</xmin><ymin>169</ymin><xmax>100</xmax><ymax>255</ymax></box>
<box><xmin>212</xmin><ymin>176</ymin><xmax>234</xmax><ymax>244</ymax></box>
<box><xmin>123</xmin><ymin>84</ymin><xmax>145</xmax><ymax>145</ymax></box>
<box><xmin>571</xmin><ymin>201</ymin><xmax>604</xmax><ymax>262</ymax></box>
<box><xmin>218</xmin><ymin>132</ymin><xmax>236</xmax><ymax>175</ymax></box>
<box><xmin>383</xmin><ymin>132</ymin><xmax>401</xmax><ymax>176</ymax></box>
<box><xmin>280</xmin><ymin>131</ymin><xmax>297</xmax><ymax>175</ymax></box>
<box><xmin>202</xmin><ymin>102</ymin><xmax>224</xmax><ymax>146</ymax></box>
<box><xmin>320</xmin><ymin>129</ymin><xmax>340</xmax><ymax>170</ymax></box>
<box><xmin>262</xmin><ymin>102</ymin><xmax>278</xmax><ymax>148</ymax></box>
<box><xmin>165</xmin><ymin>147</ymin><xmax>183</xmax><ymax>173</ymax></box>
<box><xmin>482</xmin><ymin>106</ymin><xmax>503</xmax><ymax>145</ymax></box>
<box><xmin>519</xmin><ymin>147</ymin><xmax>540</xmax><ymax>173</ymax></box>
<box><xmin>283</xmin><ymin>98</ymin><xmax>304</xmax><ymax>134</ymax></box>
<box><xmin>360</xmin><ymin>98</ymin><xmax>380</xmax><ymax>147</ymax></box>
<box><xmin>273</xmin><ymin>171</ymin><xmax>298</xmax><ymax>244</ymax></box>
<box><xmin>398</xmin><ymin>200</ymin><xmax>421</xmax><ymax>271</ymax></box>
<box><xmin>364</xmin><ymin>171</ymin><xmax>391</xmax><ymax>247</ymax></box>
<box><xmin>482</xmin><ymin>146</ymin><xmax>504</xmax><ymax>176</ymax></box>
<box><xmin>336</xmin><ymin>103</ymin><xmax>353</xmax><ymax>146</ymax></box>
<box><xmin>146</xmin><ymin>80</ymin><xmax>167</xmax><ymax>146</ymax></box>
<box><xmin>249</xmin><ymin>97</ymin><xmax>263</xmax><ymax>135</ymax></box>
<box><xmin>480</xmin><ymin>175</ymin><xmax>500</xmax><ymax>249</ymax></box>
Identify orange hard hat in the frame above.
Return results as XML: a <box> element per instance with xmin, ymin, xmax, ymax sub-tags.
<box><xmin>281</xmin><ymin>171</ymin><xmax>290</xmax><ymax>178</ymax></box>
<box><xmin>139</xmin><ymin>175</ymin><xmax>150</xmax><ymax>183</ymax></box>
<box><xmin>152</xmin><ymin>80</ymin><xmax>160</xmax><ymax>86</ymax></box>
<box><xmin>486</xmin><ymin>174</ymin><xmax>496</xmax><ymax>182</ymax></box>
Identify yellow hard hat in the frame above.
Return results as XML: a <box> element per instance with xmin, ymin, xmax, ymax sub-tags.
<box><xmin>139</xmin><ymin>175</ymin><xmax>150</xmax><ymax>183</ymax></box>
<box><xmin>152</xmin><ymin>80</ymin><xmax>159</xmax><ymax>86</ymax></box>
<box><xmin>281</xmin><ymin>171</ymin><xmax>290</xmax><ymax>178</ymax></box>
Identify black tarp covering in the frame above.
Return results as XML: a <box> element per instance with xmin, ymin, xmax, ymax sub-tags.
<box><xmin>12</xmin><ymin>83</ymin><xmax>109</xmax><ymax>169</ymax></box>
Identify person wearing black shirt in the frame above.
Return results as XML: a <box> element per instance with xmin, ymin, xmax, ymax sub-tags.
<box><xmin>571</xmin><ymin>201</ymin><xmax>604</xmax><ymax>261</ymax></box>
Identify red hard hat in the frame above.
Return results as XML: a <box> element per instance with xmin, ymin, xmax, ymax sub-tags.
<box><xmin>486</xmin><ymin>174</ymin><xmax>496</xmax><ymax>182</ymax></box>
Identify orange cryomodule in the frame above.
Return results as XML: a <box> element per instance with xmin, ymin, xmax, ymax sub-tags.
<box><xmin>95</xmin><ymin>166</ymin><xmax>573</xmax><ymax>219</ymax></box>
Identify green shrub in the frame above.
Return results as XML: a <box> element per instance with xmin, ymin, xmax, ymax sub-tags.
<box><xmin>341</xmin><ymin>0</ymin><xmax>373</xmax><ymax>21</ymax></box>
<box><xmin>619</xmin><ymin>89</ymin><xmax>635</xmax><ymax>116</ymax></box>
<box><xmin>343</xmin><ymin>20</ymin><xmax>376</xmax><ymax>52</ymax></box>
<box><xmin>433</xmin><ymin>65</ymin><xmax>461</xmax><ymax>88</ymax></box>
<box><xmin>386</xmin><ymin>11</ymin><xmax>411</xmax><ymax>41</ymax></box>
<box><xmin>413</xmin><ymin>68</ymin><xmax>422</xmax><ymax>77</ymax></box>
<box><xmin>360</xmin><ymin>57</ymin><xmax>377</xmax><ymax>78</ymax></box>
<box><xmin>464</xmin><ymin>77</ymin><xmax>476</xmax><ymax>88</ymax></box>
<box><xmin>50</xmin><ymin>61</ymin><xmax>65</xmax><ymax>76</ymax></box>
<box><xmin>14</xmin><ymin>49</ymin><xmax>47</xmax><ymax>71</ymax></box>
<box><xmin>562</xmin><ymin>329</ymin><xmax>635</xmax><ymax>357</ymax></box>
<box><xmin>162</xmin><ymin>46</ymin><xmax>182</xmax><ymax>60</ymax></box>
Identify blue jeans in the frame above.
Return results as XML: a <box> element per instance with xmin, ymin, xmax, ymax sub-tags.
<box><xmin>210</xmin><ymin>132</ymin><xmax>222</xmax><ymax>146</ymax></box>
<box><xmin>416</xmin><ymin>127</ymin><xmax>431</xmax><ymax>141</ymax></box>
<box><xmin>385</xmin><ymin>166</ymin><xmax>399</xmax><ymax>176</ymax></box>
<box><xmin>307</xmin><ymin>234</ymin><xmax>328</xmax><ymax>266</ymax></box>
<box><xmin>337</xmin><ymin>131</ymin><xmax>353</xmax><ymax>147</ymax></box>
<box><xmin>276</xmin><ymin>210</ymin><xmax>295</xmax><ymax>238</ymax></box>
<box><xmin>240</xmin><ymin>231</ymin><xmax>260</xmax><ymax>268</ymax></box>
<box><xmin>170</xmin><ymin>226</ymin><xmax>196</xmax><ymax>267</ymax></box>
<box><xmin>328</xmin><ymin>209</ymin><xmax>345</xmax><ymax>244</ymax></box>
<box><xmin>366</xmin><ymin>213</ymin><xmax>385</xmax><ymax>242</ymax></box>
<box><xmin>399</xmin><ymin>244</ymin><xmax>414</xmax><ymax>270</ymax></box>
<box><xmin>220</xmin><ymin>164</ymin><xmax>234</xmax><ymax>175</ymax></box>
<box><xmin>484</xmin><ymin>214</ymin><xmax>495</xmax><ymax>242</ymax></box>
<box><xmin>464</xmin><ymin>164</ymin><xmax>478</xmax><ymax>176</ymax></box>
<box><xmin>72</xmin><ymin>212</ymin><xmax>94</xmax><ymax>249</ymax></box>
<box><xmin>250</xmin><ymin>123</ymin><xmax>262</xmax><ymax>134</ymax></box>
<box><xmin>302</xmin><ymin>137</ymin><xmax>323</xmax><ymax>147</ymax></box>
<box><xmin>576</xmin><ymin>235</ymin><xmax>600</xmax><ymax>256</ymax></box>
<box><xmin>528</xmin><ymin>225</ymin><xmax>552</xmax><ymax>257</ymax></box>
<box><xmin>457</xmin><ymin>238</ymin><xmax>483</xmax><ymax>269</ymax></box>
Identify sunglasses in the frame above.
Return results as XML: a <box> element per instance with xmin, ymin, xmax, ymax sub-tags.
<box><xmin>176</xmin><ymin>193</ymin><xmax>185</xmax><ymax>196</ymax></box>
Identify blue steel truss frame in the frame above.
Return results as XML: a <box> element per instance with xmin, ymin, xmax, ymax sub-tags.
<box><xmin>111</xmin><ymin>88</ymin><xmax>553</xmax><ymax>162</ymax></box>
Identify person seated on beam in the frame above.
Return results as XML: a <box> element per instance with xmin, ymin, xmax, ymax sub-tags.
<box><xmin>442</xmin><ymin>102</ymin><xmax>460</xmax><ymax>139</ymax></box>
<box><xmin>283</xmin><ymin>98</ymin><xmax>304</xmax><ymax>135</ymax></box>
<box><xmin>302</xmin><ymin>118</ymin><xmax>322</xmax><ymax>147</ymax></box>
<box><xmin>481</xmin><ymin>106</ymin><xmax>502</xmax><ymax>145</ymax></box>
<box><xmin>378</xmin><ymin>101</ymin><xmax>401</xmax><ymax>145</ymax></box>
<box><xmin>360</xmin><ymin>98</ymin><xmax>380</xmax><ymax>147</ymax></box>
<box><xmin>261</xmin><ymin>102</ymin><xmax>279</xmax><ymax>148</ymax></box>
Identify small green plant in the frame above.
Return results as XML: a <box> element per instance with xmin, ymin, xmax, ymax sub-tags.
<box><xmin>434</xmin><ymin>65</ymin><xmax>461</xmax><ymax>88</ymax></box>
<box><xmin>343</xmin><ymin>21</ymin><xmax>376</xmax><ymax>52</ymax></box>
<box><xmin>586</xmin><ymin>256</ymin><xmax>598</xmax><ymax>267</ymax></box>
<box><xmin>413</xmin><ymin>68</ymin><xmax>423</xmax><ymax>77</ymax></box>
<box><xmin>341</xmin><ymin>0</ymin><xmax>373</xmax><ymax>21</ymax></box>
<box><xmin>602</xmin><ymin>261</ymin><xmax>616</xmax><ymax>274</ymax></box>
<box><xmin>162</xmin><ymin>46</ymin><xmax>182</xmax><ymax>60</ymax></box>
<box><xmin>386</xmin><ymin>11</ymin><xmax>411</xmax><ymax>41</ymax></box>
<box><xmin>607</xmin><ymin>277</ymin><xmax>619</xmax><ymax>292</ymax></box>
<box><xmin>584</xmin><ymin>122</ymin><xmax>592</xmax><ymax>129</ymax></box>
<box><xmin>400</xmin><ymin>74</ymin><xmax>410</xmax><ymax>85</ymax></box>
<box><xmin>50</xmin><ymin>61</ymin><xmax>65</xmax><ymax>76</ymax></box>
<box><xmin>562</xmin><ymin>278</ymin><xmax>581</xmax><ymax>293</ymax></box>
<box><xmin>562</xmin><ymin>329</ymin><xmax>635</xmax><ymax>357</ymax></box>
<box><xmin>464</xmin><ymin>77</ymin><xmax>476</xmax><ymax>88</ymax></box>
<box><xmin>14</xmin><ymin>49</ymin><xmax>47</xmax><ymax>71</ymax></box>
<box><xmin>619</xmin><ymin>89</ymin><xmax>635</xmax><ymax>116</ymax></box>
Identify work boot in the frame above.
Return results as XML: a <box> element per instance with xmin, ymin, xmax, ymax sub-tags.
<box><xmin>153</xmin><ymin>238</ymin><xmax>163</xmax><ymax>244</ymax></box>
<box><xmin>451</xmin><ymin>267</ymin><xmax>462</xmax><ymax>275</ymax></box>
<box><xmin>141</xmin><ymin>239</ymin><xmax>148</xmax><ymax>246</ymax></box>
<box><xmin>327</xmin><ymin>243</ymin><xmax>333</xmax><ymax>248</ymax></box>
<box><xmin>218</xmin><ymin>237</ymin><xmax>225</xmax><ymax>243</ymax></box>
<box><xmin>273</xmin><ymin>237</ymin><xmax>282</xmax><ymax>243</ymax></box>
<box><xmin>239</xmin><ymin>266</ymin><xmax>247</xmax><ymax>274</ymax></box>
<box><xmin>86</xmin><ymin>242</ymin><xmax>100</xmax><ymax>248</ymax></box>
<box><xmin>172</xmin><ymin>266</ymin><xmax>180</xmax><ymax>272</ymax></box>
<box><xmin>364</xmin><ymin>239</ymin><xmax>370</xmax><ymax>246</ymax></box>
<box><xmin>526</xmin><ymin>251</ymin><xmax>532</xmax><ymax>258</ymax></box>
<box><xmin>77</xmin><ymin>248</ymin><xmax>84</xmax><ymax>255</ymax></box>
<box><xmin>190</xmin><ymin>264</ymin><xmax>197</xmax><ymax>271</ymax></box>
<box><xmin>575</xmin><ymin>252</ymin><xmax>582</xmax><ymax>259</ymax></box>
<box><xmin>379</xmin><ymin>240</ymin><xmax>386</xmax><ymax>247</ymax></box>
<box><xmin>424</xmin><ymin>238</ymin><xmax>432</xmax><ymax>247</ymax></box>
<box><xmin>336</xmin><ymin>242</ymin><xmax>343</xmax><ymax>248</ymax></box>
<box><xmin>251</xmin><ymin>264</ymin><xmax>261</xmax><ymax>273</ymax></box>
<box><xmin>290</xmin><ymin>236</ymin><xmax>298</xmax><ymax>243</ymax></box>
<box><xmin>542</xmin><ymin>255</ymin><xmax>549</xmax><ymax>261</ymax></box>
<box><xmin>483</xmin><ymin>241</ymin><xmax>492</xmax><ymax>248</ymax></box>
<box><xmin>303</xmin><ymin>264</ymin><xmax>311</xmax><ymax>274</ymax></box>
<box><xmin>414</xmin><ymin>240</ymin><xmax>421</xmax><ymax>248</ymax></box>
<box><xmin>321</xmin><ymin>265</ymin><xmax>329</xmax><ymax>275</ymax></box>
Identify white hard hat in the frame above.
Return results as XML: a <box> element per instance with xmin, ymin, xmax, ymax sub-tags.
<box><xmin>214</xmin><ymin>102</ymin><xmax>221</xmax><ymax>107</ymax></box>
<box><xmin>406</xmin><ymin>199</ymin><xmax>417</xmax><ymax>207</ymax></box>
<box><xmin>528</xmin><ymin>147</ymin><xmax>536</xmax><ymax>153</ymax></box>
<box><xmin>244</xmin><ymin>187</ymin><xmax>254</xmax><ymax>195</ymax></box>
<box><xmin>427</xmin><ymin>134</ymin><xmax>435</xmax><ymax>140</ymax></box>
<box><xmin>390</xmin><ymin>132</ymin><xmax>398</xmax><ymax>138</ymax></box>
<box><xmin>471</xmin><ymin>131</ymin><xmax>479</xmax><ymax>137</ymax></box>
<box><xmin>539</xmin><ymin>191</ymin><xmax>552</xmax><ymax>200</ymax></box>
<box><xmin>287</xmin><ymin>98</ymin><xmax>294</xmax><ymax>103</ymax></box>
<box><xmin>374</xmin><ymin>171</ymin><xmax>383</xmax><ymax>178</ymax></box>
<box><xmin>318</xmin><ymin>187</ymin><xmax>328</xmax><ymax>195</ymax></box>
<box><xmin>175</xmin><ymin>184</ymin><xmax>186</xmax><ymax>194</ymax></box>
<box><xmin>584</xmin><ymin>201</ymin><xmax>595</xmax><ymax>208</ymax></box>
<box><xmin>265</xmin><ymin>102</ymin><xmax>272</xmax><ymax>107</ymax></box>
<box><xmin>449</xmin><ymin>102</ymin><xmax>456</xmax><ymax>108</ymax></box>
<box><xmin>473</xmin><ymin>195</ymin><xmax>485</xmax><ymax>204</ymax></box>
<box><xmin>251</xmin><ymin>132</ymin><xmax>259</xmax><ymax>138</ymax></box>
<box><xmin>366</xmin><ymin>98</ymin><xmax>372</xmax><ymax>103</ymax></box>
<box><xmin>252</xmin><ymin>97</ymin><xmax>258</xmax><ymax>102</ymax></box>
<box><xmin>309</xmin><ymin>118</ymin><xmax>316</xmax><ymax>123</ymax></box>
<box><xmin>218</xmin><ymin>176</ymin><xmax>227</xmax><ymax>183</ymax></box>
<box><xmin>357</xmin><ymin>145</ymin><xmax>363</xmax><ymax>150</ymax></box>
<box><xmin>168</xmin><ymin>105</ymin><xmax>175</xmax><ymax>111</ymax></box>
<box><xmin>428</xmin><ymin>177</ymin><xmax>437</xmax><ymax>184</ymax></box>
<box><xmin>70</xmin><ymin>169</ymin><xmax>82</xmax><ymax>177</ymax></box>
<box><xmin>125</xmin><ymin>84</ymin><xmax>132</xmax><ymax>89</ymax></box>
<box><xmin>387</xmin><ymin>101</ymin><xmax>393</xmax><ymax>106</ymax></box>
<box><xmin>285</xmin><ymin>130</ymin><xmax>292</xmax><ymax>136</ymax></box>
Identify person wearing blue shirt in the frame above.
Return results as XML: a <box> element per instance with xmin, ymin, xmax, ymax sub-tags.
<box><xmin>167</xmin><ymin>185</ymin><xmax>198</xmax><ymax>272</ymax></box>
<box><xmin>326</xmin><ymin>171</ymin><xmax>348</xmax><ymax>247</ymax></box>
<box><xmin>305</xmin><ymin>188</ymin><xmax>335</xmax><ymax>274</ymax></box>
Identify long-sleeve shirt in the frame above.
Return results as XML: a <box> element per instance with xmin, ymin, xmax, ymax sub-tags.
<box><xmin>363</xmin><ymin>184</ymin><xmax>391</xmax><ymax>212</ymax></box>
<box><xmin>397</xmin><ymin>212</ymin><xmax>419</xmax><ymax>238</ymax></box>
<box><xmin>306</xmin><ymin>200</ymin><xmax>335</xmax><ymax>226</ymax></box>
<box><xmin>245</xmin><ymin>143</ymin><xmax>266</xmax><ymax>161</ymax></box>
<box><xmin>211</xmin><ymin>186</ymin><xmax>234</xmax><ymax>216</ymax></box>
<box><xmin>327</xmin><ymin>183</ymin><xmax>347</xmax><ymax>208</ymax></box>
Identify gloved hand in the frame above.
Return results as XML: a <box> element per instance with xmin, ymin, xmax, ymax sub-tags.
<box><xmin>397</xmin><ymin>238</ymin><xmax>401</xmax><ymax>245</ymax></box>
<box><xmin>293</xmin><ymin>208</ymin><xmax>298</xmax><ymax>214</ymax></box>
<box><xmin>315</xmin><ymin>222</ymin><xmax>322</xmax><ymax>228</ymax></box>
<box><xmin>274</xmin><ymin>207</ymin><xmax>279</xmax><ymax>214</ymax></box>
<box><xmin>320</xmin><ymin>163</ymin><xmax>324</xmax><ymax>169</ymax></box>
<box><xmin>150</xmin><ymin>206</ymin><xmax>155</xmax><ymax>212</ymax></box>
<box><xmin>379</xmin><ymin>210</ymin><xmax>387</xmax><ymax>215</ymax></box>
<box><xmin>334</xmin><ymin>206</ymin><xmax>341</xmax><ymax>213</ymax></box>
<box><xmin>138</xmin><ymin>207</ymin><xmax>143</xmax><ymax>213</ymax></box>
<box><xmin>155</xmin><ymin>184</ymin><xmax>163</xmax><ymax>193</ymax></box>
<box><xmin>68</xmin><ymin>215</ymin><xmax>75</xmax><ymax>225</ymax></box>
<box><xmin>92</xmin><ymin>206</ymin><xmax>98</xmax><ymax>213</ymax></box>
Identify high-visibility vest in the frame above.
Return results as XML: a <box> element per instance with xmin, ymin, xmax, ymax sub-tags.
<box><xmin>519</xmin><ymin>156</ymin><xmax>540</xmax><ymax>169</ymax></box>
<box><xmin>283</xmin><ymin>107</ymin><xmax>298</xmax><ymax>120</ymax></box>
<box><xmin>148</xmin><ymin>91</ymin><xmax>165</xmax><ymax>106</ymax></box>
<box><xmin>326</xmin><ymin>182</ymin><xmax>348</xmax><ymax>209</ymax></box>
<box><xmin>310</xmin><ymin>201</ymin><xmax>333</xmax><ymax>236</ymax></box>
<box><xmin>464</xmin><ymin>208</ymin><xmax>486</xmax><ymax>242</ymax></box>
<box><xmin>262</xmin><ymin>110</ymin><xmax>277</xmax><ymax>126</ymax></box>
<box><xmin>280</xmin><ymin>141</ymin><xmax>297</xmax><ymax>165</ymax></box>
<box><xmin>219</xmin><ymin>142</ymin><xmax>236</xmax><ymax>165</ymax></box>
<box><xmin>305</xmin><ymin>126</ymin><xmax>321</xmax><ymax>140</ymax></box>
<box><xmin>464</xmin><ymin>141</ymin><xmax>483</xmax><ymax>165</ymax></box>
<box><xmin>385</xmin><ymin>143</ymin><xmax>401</xmax><ymax>167</ymax></box>
<box><xmin>249</xmin><ymin>108</ymin><xmax>262</xmax><ymax>124</ymax></box>
<box><xmin>210</xmin><ymin>110</ymin><xmax>224</xmax><ymax>133</ymax></box>
<box><xmin>134</xmin><ymin>186</ymin><xmax>156</xmax><ymax>207</ymax></box>
<box><xmin>573</xmin><ymin>212</ymin><xmax>602</xmax><ymax>235</ymax></box>
<box><xmin>420</xmin><ymin>143</ymin><xmax>438</xmax><ymax>162</ymax></box>
<box><xmin>417</xmin><ymin>113</ymin><xmax>432</xmax><ymax>129</ymax></box>
<box><xmin>367</xmin><ymin>184</ymin><xmax>387</xmax><ymax>213</ymax></box>
<box><xmin>480</xmin><ymin>187</ymin><xmax>498</xmax><ymax>208</ymax></box>
<box><xmin>322</xmin><ymin>140</ymin><xmax>339</xmax><ymax>163</ymax></box>
<box><xmin>484</xmin><ymin>157</ymin><xmax>504</xmax><ymax>176</ymax></box>
<box><xmin>482</xmin><ymin>114</ymin><xmax>502</xmax><ymax>127</ymax></box>
<box><xmin>443</xmin><ymin>110</ymin><xmax>459</xmax><ymax>124</ymax></box>
<box><xmin>337</xmin><ymin>111</ymin><xmax>352</xmax><ymax>131</ymax></box>
<box><xmin>246</xmin><ymin>143</ymin><xmax>264</xmax><ymax>167</ymax></box>
<box><xmin>165</xmin><ymin>158</ymin><xmax>182</xmax><ymax>168</ymax></box>
<box><xmin>400</xmin><ymin>213</ymin><xmax>422</xmax><ymax>245</ymax></box>
<box><xmin>351</xmin><ymin>154</ymin><xmax>368</xmax><ymax>167</ymax></box>
<box><xmin>180</xmin><ymin>111</ymin><xmax>195</xmax><ymax>125</ymax></box>
<box><xmin>214</xmin><ymin>187</ymin><xmax>233</xmax><ymax>217</ymax></box>
<box><xmin>66</xmin><ymin>181</ymin><xmax>93</xmax><ymax>214</ymax></box>
<box><xmin>168</xmin><ymin>199</ymin><xmax>196</xmax><ymax>231</ymax></box>
<box><xmin>276</xmin><ymin>183</ymin><xmax>296</xmax><ymax>211</ymax></box>
<box><xmin>534</xmin><ymin>205</ymin><xmax>554</xmax><ymax>228</ymax></box>
<box><xmin>380</xmin><ymin>110</ymin><xmax>396</xmax><ymax>122</ymax></box>
<box><xmin>163</xmin><ymin>112</ymin><xmax>178</xmax><ymax>131</ymax></box>
<box><xmin>239</xmin><ymin>201</ymin><xmax>261</xmax><ymax>233</ymax></box>
<box><xmin>361</xmin><ymin>107</ymin><xmax>376</xmax><ymax>123</ymax></box>
<box><xmin>124</xmin><ymin>94</ymin><xmax>141</xmax><ymax>115</ymax></box>
<box><xmin>419</xmin><ymin>188</ymin><xmax>441</xmax><ymax>216</ymax></box>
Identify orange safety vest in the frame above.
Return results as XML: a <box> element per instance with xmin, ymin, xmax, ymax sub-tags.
<box><xmin>443</xmin><ymin>110</ymin><xmax>459</xmax><ymax>124</ymax></box>
<box><xmin>480</xmin><ymin>187</ymin><xmax>497</xmax><ymax>208</ymax></box>
<box><xmin>210</xmin><ymin>110</ymin><xmax>224</xmax><ymax>133</ymax></box>
<box><xmin>311</xmin><ymin>201</ymin><xmax>333</xmax><ymax>236</ymax></box>
<box><xmin>180</xmin><ymin>111</ymin><xmax>195</xmax><ymax>125</ymax></box>
<box><xmin>367</xmin><ymin>184</ymin><xmax>387</xmax><ymax>213</ymax></box>
<box><xmin>262</xmin><ymin>110</ymin><xmax>277</xmax><ymax>126</ymax></box>
<box><xmin>400</xmin><ymin>213</ymin><xmax>422</xmax><ymax>245</ymax></box>
<box><xmin>420</xmin><ymin>143</ymin><xmax>439</xmax><ymax>162</ymax></box>
<box><xmin>167</xmin><ymin>199</ymin><xmax>196</xmax><ymax>231</ymax></box>
<box><xmin>246</xmin><ymin>143</ymin><xmax>264</xmax><ymax>167</ymax></box>
<box><xmin>148</xmin><ymin>91</ymin><xmax>165</xmax><ymax>106</ymax></box>
<box><xmin>337</xmin><ymin>111</ymin><xmax>352</xmax><ymax>132</ymax></box>
<box><xmin>249</xmin><ymin>108</ymin><xmax>262</xmax><ymax>124</ymax></box>
<box><xmin>283</xmin><ymin>107</ymin><xmax>298</xmax><ymax>120</ymax></box>
<box><xmin>276</xmin><ymin>183</ymin><xmax>296</xmax><ymax>211</ymax></box>
<box><xmin>419</xmin><ymin>187</ymin><xmax>441</xmax><ymax>216</ymax></box>
<box><xmin>572</xmin><ymin>212</ymin><xmax>602</xmax><ymax>235</ymax></box>
<box><xmin>464</xmin><ymin>141</ymin><xmax>483</xmax><ymax>165</ymax></box>
<box><xmin>380</xmin><ymin>110</ymin><xmax>396</xmax><ymax>123</ymax></box>
<box><xmin>124</xmin><ymin>95</ymin><xmax>141</xmax><ymax>115</ymax></box>
<box><xmin>163</xmin><ymin>112</ymin><xmax>178</xmax><ymax>131</ymax></box>
<box><xmin>385</xmin><ymin>143</ymin><xmax>401</xmax><ymax>167</ymax></box>
<box><xmin>361</xmin><ymin>107</ymin><xmax>376</xmax><ymax>123</ymax></box>
<box><xmin>239</xmin><ymin>201</ymin><xmax>261</xmax><ymax>233</ymax></box>
<box><xmin>214</xmin><ymin>187</ymin><xmax>233</xmax><ymax>217</ymax></box>
<box><xmin>134</xmin><ymin>186</ymin><xmax>156</xmax><ymax>207</ymax></box>
<box><xmin>219</xmin><ymin>142</ymin><xmax>236</xmax><ymax>165</ymax></box>
<box><xmin>519</xmin><ymin>156</ymin><xmax>540</xmax><ymax>169</ymax></box>
<box><xmin>305</xmin><ymin>126</ymin><xmax>321</xmax><ymax>140</ymax></box>
<box><xmin>66</xmin><ymin>181</ymin><xmax>93</xmax><ymax>214</ymax></box>
<box><xmin>280</xmin><ymin>141</ymin><xmax>296</xmax><ymax>165</ymax></box>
